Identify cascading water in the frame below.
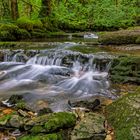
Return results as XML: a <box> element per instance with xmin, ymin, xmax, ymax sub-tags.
<box><xmin>0</xmin><ymin>43</ymin><xmax>114</xmax><ymax>111</ymax></box>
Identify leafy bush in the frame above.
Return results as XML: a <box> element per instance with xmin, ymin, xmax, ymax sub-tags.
<box><xmin>0</xmin><ymin>31</ymin><xmax>16</xmax><ymax>41</ymax></box>
<box><xmin>16</xmin><ymin>18</ymin><xmax>43</xmax><ymax>31</ymax></box>
<box><xmin>16</xmin><ymin>29</ymin><xmax>31</xmax><ymax>39</ymax></box>
<box><xmin>0</xmin><ymin>24</ymin><xmax>19</xmax><ymax>34</ymax></box>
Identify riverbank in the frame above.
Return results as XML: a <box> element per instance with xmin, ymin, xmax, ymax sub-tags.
<box><xmin>0</xmin><ymin>22</ymin><xmax>140</xmax><ymax>45</ymax></box>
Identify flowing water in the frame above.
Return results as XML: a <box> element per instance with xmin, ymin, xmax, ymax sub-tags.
<box><xmin>0</xmin><ymin>42</ymin><xmax>115</xmax><ymax>111</ymax></box>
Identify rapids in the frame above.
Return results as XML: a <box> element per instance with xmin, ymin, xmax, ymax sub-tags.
<box><xmin>0</xmin><ymin>42</ymin><xmax>115</xmax><ymax>111</ymax></box>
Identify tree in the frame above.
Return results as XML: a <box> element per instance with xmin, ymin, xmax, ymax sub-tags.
<box><xmin>11</xmin><ymin>0</ymin><xmax>19</xmax><ymax>20</ymax></box>
<box><xmin>39</xmin><ymin>0</ymin><xmax>51</xmax><ymax>18</ymax></box>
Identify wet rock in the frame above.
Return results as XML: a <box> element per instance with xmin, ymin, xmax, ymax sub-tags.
<box><xmin>71</xmin><ymin>112</ymin><xmax>106</xmax><ymax>140</ymax></box>
<box><xmin>2</xmin><ymin>95</ymin><xmax>24</xmax><ymax>107</ymax></box>
<box><xmin>18</xmin><ymin>109</ymin><xmax>30</xmax><ymax>117</ymax></box>
<box><xmin>70</xmin><ymin>99</ymin><xmax>100</xmax><ymax>111</ymax></box>
<box><xmin>8</xmin><ymin>95</ymin><xmax>23</xmax><ymax>105</ymax></box>
<box><xmin>106</xmin><ymin>89</ymin><xmax>140</xmax><ymax>140</ymax></box>
<box><xmin>0</xmin><ymin>110</ymin><xmax>16</xmax><ymax>126</ymax></box>
<box><xmin>38</xmin><ymin>108</ymin><xmax>53</xmax><ymax>116</ymax></box>
<box><xmin>9</xmin><ymin>115</ymin><xmax>23</xmax><ymax>128</ymax></box>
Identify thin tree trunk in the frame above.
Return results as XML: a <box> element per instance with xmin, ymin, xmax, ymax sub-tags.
<box><xmin>39</xmin><ymin>0</ymin><xmax>51</xmax><ymax>17</ymax></box>
<box><xmin>11</xmin><ymin>0</ymin><xmax>19</xmax><ymax>20</ymax></box>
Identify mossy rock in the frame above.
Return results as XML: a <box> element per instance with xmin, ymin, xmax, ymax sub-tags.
<box><xmin>0</xmin><ymin>111</ymin><xmax>17</xmax><ymax>126</ymax></box>
<box><xmin>99</xmin><ymin>29</ymin><xmax>140</xmax><ymax>45</ymax></box>
<box><xmin>18</xmin><ymin>133</ymin><xmax>63</xmax><ymax>140</ymax></box>
<box><xmin>106</xmin><ymin>89</ymin><xmax>140</xmax><ymax>140</ymax></box>
<box><xmin>25</xmin><ymin>112</ymin><xmax>76</xmax><ymax>133</ymax></box>
<box><xmin>110</xmin><ymin>56</ymin><xmax>140</xmax><ymax>84</ymax></box>
<box><xmin>44</xmin><ymin>112</ymin><xmax>76</xmax><ymax>132</ymax></box>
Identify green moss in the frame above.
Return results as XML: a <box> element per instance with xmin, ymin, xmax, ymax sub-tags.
<box><xmin>67</xmin><ymin>46</ymin><xmax>104</xmax><ymax>54</ymax></box>
<box><xmin>16</xmin><ymin>29</ymin><xmax>31</xmax><ymax>39</ymax></box>
<box><xmin>30</xmin><ymin>125</ymin><xmax>45</xmax><ymax>134</ymax></box>
<box><xmin>16</xmin><ymin>101</ymin><xmax>26</xmax><ymax>110</ymax></box>
<box><xmin>106</xmin><ymin>90</ymin><xmax>140</xmax><ymax>140</ymax></box>
<box><xmin>99</xmin><ymin>30</ymin><xmax>140</xmax><ymax>45</ymax></box>
<box><xmin>0</xmin><ymin>24</ymin><xmax>19</xmax><ymax>33</ymax></box>
<box><xmin>0</xmin><ymin>111</ymin><xmax>17</xmax><ymax>125</ymax></box>
<box><xmin>16</xmin><ymin>18</ymin><xmax>43</xmax><ymax>31</ymax></box>
<box><xmin>110</xmin><ymin>56</ymin><xmax>140</xmax><ymax>84</ymax></box>
<box><xmin>44</xmin><ymin>112</ymin><xmax>76</xmax><ymax>132</ymax></box>
<box><xmin>19</xmin><ymin>133</ymin><xmax>63</xmax><ymax>140</ymax></box>
<box><xmin>0</xmin><ymin>31</ymin><xmax>16</xmax><ymax>41</ymax></box>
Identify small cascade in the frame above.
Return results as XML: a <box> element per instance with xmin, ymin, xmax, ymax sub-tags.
<box><xmin>0</xmin><ymin>42</ymin><xmax>115</xmax><ymax>111</ymax></box>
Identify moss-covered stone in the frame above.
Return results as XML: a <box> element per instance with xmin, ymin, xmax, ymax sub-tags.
<box><xmin>25</xmin><ymin>112</ymin><xmax>76</xmax><ymax>133</ymax></box>
<box><xmin>0</xmin><ymin>111</ymin><xmax>17</xmax><ymax>126</ymax></box>
<box><xmin>99</xmin><ymin>29</ymin><xmax>140</xmax><ymax>45</ymax></box>
<box><xmin>18</xmin><ymin>133</ymin><xmax>63</xmax><ymax>140</ymax></box>
<box><xmin>106</xmin><ymin>88</ymin><xmax>140</xmax><ymax>140</ymax></box>
<box><xmin>44</xmin><ymin>112</ymin><xmax>76</xmax><ymax>133</ymax></box>
<box><xmin>110</xmin><ymin>56</ymin><xmax>140</xmax><ymax>84</ymax></box>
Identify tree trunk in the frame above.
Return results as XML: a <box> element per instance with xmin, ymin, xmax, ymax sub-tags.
<box><xmin>11</xmin><ymin>0</ymin><xmax>19</xmax><ymax>20</ymax></box>
<box><xmin>39</xmin><ymin>0</ymin><xmax>51</xmax><ymax>18</ymax></box>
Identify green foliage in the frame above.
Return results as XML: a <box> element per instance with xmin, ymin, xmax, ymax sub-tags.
<box><xmin>16</xmin><ymin>18</ymin><xmax>43</xmax><ymax>31</ymax></box>
<box><xmin>0</xmin><ymin>24</ymin><xmax>19</xmax><ymax>33</ymax></box>
<box><xmin>16</xmin><ymin>29</ymin><xmax>31</xmax><ymax>39</ymax></box>
<box><xmin>0</xmin><ymin>0</ymin><xmax>139</xmax><ymax>31</ymax></box>
<box><xmin>0</xmin><ymin>31</ymin><xmax>16</xmax><ymax>41</ymax></box>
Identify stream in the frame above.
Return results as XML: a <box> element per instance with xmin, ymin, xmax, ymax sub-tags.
<box><xmin>0</xmin><ymin>41</ymin><xmax>116</xmax><ymax>112</ymax></box>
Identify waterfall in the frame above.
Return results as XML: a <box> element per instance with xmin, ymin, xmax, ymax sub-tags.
<box><xmin>0</xmin><ymin>43</ymin><xmax>115</xmax><ymax>111</ymax></box>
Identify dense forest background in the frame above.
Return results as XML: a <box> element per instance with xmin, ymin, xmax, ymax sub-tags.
<box><xmin>0</xmin><ymin>0</ymin><xmax>139</xmax><ymax>31</ymax></box>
